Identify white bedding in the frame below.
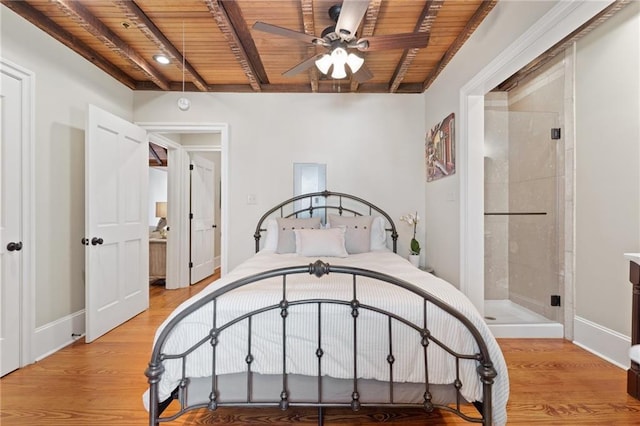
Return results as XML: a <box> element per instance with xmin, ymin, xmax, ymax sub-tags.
<box><xmin>144</xmin><ymin>251</ymin><xmax>509</xmax><ymax>425</ymax></box>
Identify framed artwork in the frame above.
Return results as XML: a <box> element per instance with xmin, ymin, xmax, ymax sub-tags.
<box><xmin>426</xmin><ymin>113</ymin><xmax>455</xmax><ymax>182</ymax></box>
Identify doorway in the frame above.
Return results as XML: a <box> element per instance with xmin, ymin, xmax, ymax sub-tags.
<box><xmin>459</xmin><ymin>1</ymin><xmax>607</xmax><ymax>338</ymax></box>
<box><xmin>142</xmin><ymin>123</ymin><xmax>229</xmax><ymax>289</ymax></box>
<box><xmin>484</xmin><ymin>96</ymin><xmax>564</xmax><ymax>338</ymax></box>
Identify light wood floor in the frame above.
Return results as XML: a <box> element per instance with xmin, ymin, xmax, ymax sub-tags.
<box><xmin>2</xmin><ymin>273</ymin><xmax>640</xmax><ymax>425</ymax></box>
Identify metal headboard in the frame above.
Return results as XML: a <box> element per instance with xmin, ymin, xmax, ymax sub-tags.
<box><xmin>254</xmin><ymin>190</ymin><xmax>398</xmax><ymax>253</ymax></box>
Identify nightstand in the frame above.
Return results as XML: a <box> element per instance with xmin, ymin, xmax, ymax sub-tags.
<box><xmin>149</xmin><ymin>238</ymin><xmax>167</xmax><ymax>285</ymax></box>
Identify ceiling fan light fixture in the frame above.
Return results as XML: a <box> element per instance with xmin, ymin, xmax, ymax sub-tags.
<box><xmin>346</xmin><ymin>52</ymin><xmax>364</xmax><ymax>73</ymax></box>
<box><xmin>330</xmin><ymin>47</ymin><xmax>348</xmax><ymax>79</ymax></box>
<box><xmin>315</xmin><ymin>54</ymin><xmax>333</xmax><ymax>75</ymax></box>
<box><xmin>331</xmin><ymin>62</ymin><xmax>347</xmax><ymax>79</ymax></box>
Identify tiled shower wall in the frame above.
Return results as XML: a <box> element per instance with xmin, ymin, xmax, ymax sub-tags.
<box><xmin>484</xmin><ymin>93</ymin><xmax>510</xmax><ymax>300</ymax></box>
<box><xmin>484</xmin><ymin>55</ymin><xmax>569</xmax><ymax>324</ymax></box>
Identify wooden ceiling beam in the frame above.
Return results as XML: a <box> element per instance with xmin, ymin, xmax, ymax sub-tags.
<box><xmin>0</xmin><ymin>0</ymin><xmax>137</xmax><ymax>90</ymax></box>
<box><xmin>301</xmin><ymin>0</ymin><xmax>320</xmax><ymax>93</ymax></box>
<box><xmin>205</xmin><ymin>0</ymin><xmax>264</xmax><ymax>91</ymax></box>
<box><xmin>50</xmin><ymin>0</ymin><xmax>170</xmax><ymax>90</ymax></box>
<box><xmin>148</xmin><ymin>143</ymin><xmax>164</xmax><ymax>166</ymax></box>
<box><xmin>350</xmin><ymin>0</ymin><xmax>382</xmax><ymax>93</ymax></box>
<box><xmin>421</xmin><ymin>0</ymin><xmax>497</xmax><ymax>92</ymax></box>
<box><xmin>112</xmin><ymin>0</ymin><xmax>209</xmax><ymax>92</ymax></box>
<box><xmin>389</xmin><ymin>0</ymin><xmax>443</xmax><ymax>94</ymax></box>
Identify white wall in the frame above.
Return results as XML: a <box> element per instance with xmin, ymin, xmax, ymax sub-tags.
<box><xmin>1</xmin><ymin>6</ymin><xmax>134</xmax><ymax>330</ymax></box>
<box><xmin>575</xmin><ymin>1</ymin><xmax>640</xmax><ymax>336</ymax></box>
<box><xmin>134</xmin><ymin>92</ymin><xmax>426</xmax><ymax>270</ymax></box>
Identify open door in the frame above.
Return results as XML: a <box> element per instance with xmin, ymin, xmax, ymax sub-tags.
<box><xmin>1</xmin><ymin>64</ymin><xmax>24</xmax><ymax>376</ymax></box>
<box><xmin>189</xmin><ymin>154</ymin><xmax>215</xmax><ymax>284</ymax></box>
<box><xmin>85</xmin><ymin>105</ymin><xmax>149</xmax><ymax>342</ymax></box>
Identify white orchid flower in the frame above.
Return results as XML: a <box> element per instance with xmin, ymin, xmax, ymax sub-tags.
<box><xmin>400</xmin><ymin>211</ymin><xmax>421</xmax><ymax>255</ymax></box>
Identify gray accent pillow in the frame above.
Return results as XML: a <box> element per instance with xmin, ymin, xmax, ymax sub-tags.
<box><xmin>328</xmin><ymin>214</ymin><xmax>373</xmax><ymax>254</ymax></box>
<box><xmin>276</xmin><ymin>216</ymin><xmax>322</xmax><ymax>254</ymax></box>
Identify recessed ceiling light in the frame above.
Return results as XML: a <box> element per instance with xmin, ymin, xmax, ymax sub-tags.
<box><xmin>153</xmin><ymin>54</ymin><xmax>170</xmax><ymax>65</ymax></box>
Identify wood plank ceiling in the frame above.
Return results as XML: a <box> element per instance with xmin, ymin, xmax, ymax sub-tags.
<box><xmin>1</xmin><ymin>0</ymin><xmax>497</xmax><ymax>94</ymax></box>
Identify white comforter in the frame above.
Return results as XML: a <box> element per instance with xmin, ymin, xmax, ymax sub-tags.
<box><xmin>144</xmin><ymin>251</ymin><xmax>509</xmax><ymax>425</ymax></box>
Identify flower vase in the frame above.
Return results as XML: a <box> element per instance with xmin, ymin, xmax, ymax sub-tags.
<box><xmin>409</xmin><ymin>254</ymin><xmax>420</xmax><ymax>268</ymax></box>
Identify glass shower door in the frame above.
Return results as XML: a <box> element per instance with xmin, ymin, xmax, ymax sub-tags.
<box><xmin>484</xmin><ymin>109</ymin><xmax>564</xmax><ymax>324</ymax></box>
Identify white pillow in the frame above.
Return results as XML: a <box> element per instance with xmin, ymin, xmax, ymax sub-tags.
<box><xmin>294</xmin><ymin>227</ymin><xmax>348</xmax><ymax>258</ymax></box>
<box><xmin>327</xmin><ymin>214</ymin><xmax>373</xmax><ymax>254</ymax></box>
<box><xmin>370</xmin><ymin>216</ymin><xmax>388</xmax><ymax>251</ymax></box>
<box><xmin>276</xmin><ymin>216</ymin><xmax>322</xmax><ymax>253</ymax></box>
<box><xmin>262</xmin><ymin>218</ymin><xmax>278</xmax><ymax>251</ymax></box>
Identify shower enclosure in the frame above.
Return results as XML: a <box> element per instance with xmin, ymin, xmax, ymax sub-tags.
<box><xmin>484</xmin><ymin>102</ymin><xmax>564</xmax><ymax>338</ymax></box>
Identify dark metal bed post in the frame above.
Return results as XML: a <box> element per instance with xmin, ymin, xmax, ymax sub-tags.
<box><xmin>279</xmin><ymin>275</ymin><xmax>290</xmax><ymax>410</ymax></box>
<box><xmin>478</xmin><ymin>362</ymin><xmax>497</xmax><ymax>425</ymax></box>
<box><xmin>145</xmin><ymin>360</ymin><xmax>164</xmax><ymax>426</ymax></box>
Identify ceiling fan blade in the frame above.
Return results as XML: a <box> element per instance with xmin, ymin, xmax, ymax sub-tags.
<box><xmin>282</xmin><ymin>54</ymin><xmax>324</xmax><ymax>77</ymax></box>
<box><xmin>352</xmin><ymin>64</ymin><xmax>373</xmax><ymax>83</ymax></box>
<box><xmin>355</xmin><ymin>32</ymin><xmax>430</xmax><ymax>52</ymax></box>
<box><xmin>253</xmin><ymin>21</ymin><xmax>325</xmax><ymax>46</ymax></box>
<box><xmin>335</xmin><ymin>0</ymin><xmax>369</xmax><ymax>41</ymax></box>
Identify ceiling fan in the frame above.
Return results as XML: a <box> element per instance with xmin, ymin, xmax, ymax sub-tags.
<box><xmin>253</xmin><ymin>0</ymin><xmax>430</xmax><ymax>82</ymax></box>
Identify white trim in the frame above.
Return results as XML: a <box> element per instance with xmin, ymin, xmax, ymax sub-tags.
<box><xmin>34</xmin><ymin>310</ymin><xmax>85</xmax><ymax>361</ymax></box>
<box><xmin>183</xmin><ymin>146</ymin><xmax>221</xmax><ymax>152</ymax></box>
<box><xmin>573</xmin><ymin>316</ymin><xmax>630</xmax><ymax>369</ymax></box>
<box><xmin>137</xmin><ymin>123</ymin><xmax>226</xmax><ymax>134</ymax></box>
<box><xmin>148</xmin><ymin>132</ymin><xmax>182</xmax><ymax>150</ymax></box>
<box><xmin>0</xmin><ymin>58</ymin><xmax>36</xmax><ymax>368</ymax></box>
<box><xmin>488</xmin><ymin>323</ymin><xmax>564</xmax><ymax>339</ymax></box>
<box><xmin>459</xmin><ymin>94</ymin><xmax>485</xmax><ymax>312</ymax></box>
<box><xmin>138</xmin><ymin>122</ymin><xmax>230</xmax><ymax>278</ymax></box>
<box><xmin>459</xmin><ymin>1</ymin><xmax>614</xmax><ymax>313</ymax></box>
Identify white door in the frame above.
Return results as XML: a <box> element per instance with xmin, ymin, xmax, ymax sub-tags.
<box><xmin>85</xmin><ymin>105</ymin><xmax>149</xmax><ymax>342</ymax></box>
<box><xmin>189</xmin><ymin>154</ymin><xmax>215</xmax><ymax>284</ymax></box>
<box><xmin>0</xmin><ymin>68</ymin><xmax>23</xmax><ymax>376</ymax></box>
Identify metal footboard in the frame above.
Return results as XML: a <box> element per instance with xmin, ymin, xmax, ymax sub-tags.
<box><xmin>146</xmin><ymin>260</ymin><xmax>497</xmax><ymax>425</ymax></box>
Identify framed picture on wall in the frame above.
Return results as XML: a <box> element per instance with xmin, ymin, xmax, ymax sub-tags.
<box><xmin>426</xmin><ymin>113</ymin><xmax>455</xmax><ymax>182</ymax></box>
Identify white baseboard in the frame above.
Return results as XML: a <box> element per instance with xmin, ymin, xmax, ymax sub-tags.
<box><xmin>488</xmin><ymin>322</ymin><xmax>564</xmax><ymax>338</ymax></box>
<box><xmin>214</xmin><ymin>255</ymin><xmax>221</xmax><ymax>270</ymax></box>
<box><xmin>573</xmin><ymin>315</ymin><xmax>630</xmax><ymax>369</ymax></box>
<box><xmin>34</xmin><ymin>310</ymin><xmax>85</xmax><ymax>361</ymax></box>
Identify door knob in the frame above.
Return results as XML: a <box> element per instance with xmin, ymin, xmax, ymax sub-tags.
<box><xmin>91</xmin><ymin>237</ymin><xmax>104</xmax><ymax>246</ymax></box>
<box><xmin>7</xmin><ymin>241</ymin><xmax>23</xmax><ymax>251</ymax></box>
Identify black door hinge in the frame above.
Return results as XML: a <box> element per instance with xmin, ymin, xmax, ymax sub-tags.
<box><xmin>189</xmin><ymin>164</ymin><xmax>194</xmax><ymax>170</ymax></box>
<box><xmin>551</xmin><ymin>128</ymin><xmax>561</xmax><ymax>140</ymax></box>
<box><xmin>189</xmin><ymin>213</ymin><xmax>193</xmax><ymax>219</ymax></box>
<box><xmin>189</xmin><ymin>262</ymin><xmax>193</xmax><ymax>268</ymax></box>
<box><xmin>550</xmin><ymin>294</ymin><xmax>561</xmax><ymax>306</ymax></box>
